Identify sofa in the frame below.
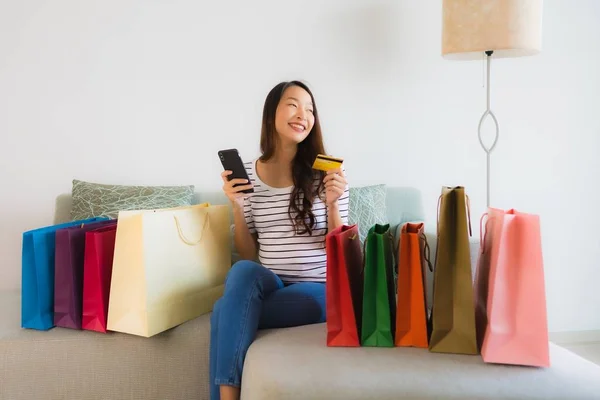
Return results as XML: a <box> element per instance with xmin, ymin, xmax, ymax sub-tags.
<box><xmin>2</xmin><ymin>187</ymin><xmax>600</xmax><ymax>400</ymax></box>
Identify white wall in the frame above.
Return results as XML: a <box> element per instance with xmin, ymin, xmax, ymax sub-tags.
<box><xmin>1</xmin><ymin>0</ymin><xmax>598</xmax><ymax>333</ymax></box>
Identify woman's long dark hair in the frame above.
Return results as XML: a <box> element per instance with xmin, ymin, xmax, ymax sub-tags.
<box><xmin>259</xmin><ymin>81</ymin><xmax>326</xmax><ymax>235</ymax></box>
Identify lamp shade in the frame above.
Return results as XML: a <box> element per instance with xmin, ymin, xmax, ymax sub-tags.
<box><xmin>442</xmin><ymin>0</ymin><xmax>543</xmax><ymax>60</ymax></box>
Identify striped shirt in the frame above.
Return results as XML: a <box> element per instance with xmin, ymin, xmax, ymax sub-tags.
<box><xmin>243</xmin><ymin>160</ymin><xmax>349</xmax><ymax>283</ymax></box>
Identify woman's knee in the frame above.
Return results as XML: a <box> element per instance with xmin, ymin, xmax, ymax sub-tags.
<box><xmin>224</xmin><ymin>260</ymin><xmax>279</xmax><ymax>294</ymax></box>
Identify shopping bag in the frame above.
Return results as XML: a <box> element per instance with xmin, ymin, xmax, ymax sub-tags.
<box><xmin>326</xmin><ymin>224</ymin><xmax>363</xmax><ymax>347</ymax></box>
<box><xmin>361</xmin><ymin>224</ymin><xmax>396</xmax><ymax>347</ymax></box>
<box><xmin>395</xmin><ymin>222</ymin><xmax>433</xmax><ymax>348</ymax></box>
<box><xmin>107</xmin><ymin>203</ymin><xmax>231</xmax><ymax>337</ymax></box>
<box><xmin>21</xmin><ymin>217</ymin><xmax>109</xmax><ymax>330</ymax></box>
<box><xmin>429</xmin><ymin>186</ymin><xmax>478</xmax><ymax>355</ymax></box>
<box><xmin>82</xmin><ymin>224</ymin><xmax>118</xmax><ymax>333</ymax></box>
<box><xmin>474</xmin><ymin>213</ymin><xmax>495</xmax><ymax>352</ymax></box>
<box><xmin>475</xmin><ymin>208</ymin><xmax>550</xmax><ymax>367</ymax></box>
<box><xmin>54</xmin><ymin>219</ymin><xmax>117</xmax><ymax>329</ymax></box>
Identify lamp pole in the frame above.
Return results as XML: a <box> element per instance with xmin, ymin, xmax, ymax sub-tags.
<box><xmin>477</xmin><ymin>50</ymin><xmax>500</xmax><ymax>208</ymax></box>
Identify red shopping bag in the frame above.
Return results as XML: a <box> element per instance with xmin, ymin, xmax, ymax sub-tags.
<box><xmin>326</xmin><ymin>225</ymin><xmax>363</xmax><ymax>347</ymax></box>
<box><xmin>474</xmin><ymin>208</ymin><xmax>550</xmax><ymax>367</ymax></box>
<box><xmin>82</xmin><ymin>224</ymin><xmax>118</xmax><ymax>333</ymax></box>
<box><xmin>54</xmin><ymin>219</ymin><xmax>117</xmax><ymax>329</ymax></box>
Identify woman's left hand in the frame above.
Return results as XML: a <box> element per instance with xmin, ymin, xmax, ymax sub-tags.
<box><xmin>323</xmin><ymin>167</ymin><xmax>347</xmax><ymax>206</ymax></box>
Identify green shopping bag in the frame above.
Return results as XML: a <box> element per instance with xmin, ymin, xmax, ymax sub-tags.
<box><xmin>361</xmin><ymin>224</ymin><xmax>396</xmax><ymax>347</ymax></box>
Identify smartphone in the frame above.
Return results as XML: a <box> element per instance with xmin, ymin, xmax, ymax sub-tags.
<box><xmin>218</xmin><ymin>148</ymin><xmax>254</xmax><ymax>194</ymax></box>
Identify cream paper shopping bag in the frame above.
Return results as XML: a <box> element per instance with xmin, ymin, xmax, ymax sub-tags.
<box><xmin>107</xmin><ymin>203</ymin><xmax>231</xmax><ymax>337</ymax></box>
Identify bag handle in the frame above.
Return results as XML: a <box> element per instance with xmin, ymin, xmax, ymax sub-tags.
<box><xmin>418</xmin><ymin>230</ymin><xmax>435</xmax><ymax>320</ymax></box>
<box><xmin>174</xmin><ymin>214</ymin><xmax>209</xmax><ymax>246</ymax></box>
<box><xmin>388</xmin><ymin>231</ymin><xmax>396</xmax><ymax>274</ymax></box>
<box><xmin>361</xmin><ymin>236</ymin><xmax>368</xmax><ymax>274</ymax></box>
<box><xmin>419</xmin><ymin>232</ymin><xmax>434</xmax><ymax>272</ymax></box>
<box><xmin>348</xmin><ymin>232</ymin><xmax>366</xmax><ymax>276</ymax></box>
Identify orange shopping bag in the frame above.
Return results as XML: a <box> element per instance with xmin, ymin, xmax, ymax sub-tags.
<box><xmin>395</xmin><ymin>222</ymin><xmax>433</xmax><ymax>348</ymax></box>
<box><xmin>474</xmin><ymin>208</ymin><xmax>550</xmax><ymax>367</ymax></box>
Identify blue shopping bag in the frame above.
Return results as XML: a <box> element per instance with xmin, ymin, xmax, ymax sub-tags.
<box><xmin>21</xmin><ymin>217</ymin><xmax>109</xmax><ymax>330</ymax></box>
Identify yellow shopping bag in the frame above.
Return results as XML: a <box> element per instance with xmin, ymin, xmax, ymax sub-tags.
<box><xmin>107</xmin><ymin>203</ymin><xmax>231</xmax><ymax>337</ymax></box>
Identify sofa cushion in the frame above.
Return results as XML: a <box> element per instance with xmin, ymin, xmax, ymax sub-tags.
<box><xmin>348</xmin><ymin>184</ymin><xmax>388</xmax><ymax>243</ymax></box>
<box><xmin>241</xmin><ymin>323</ymin><xmax>600</xmax><ymax>400</ymax></box>
<box><xmin>70</xmin><ymin>179</ymin><xmax>195</xmax><ymax>220</ymax></box>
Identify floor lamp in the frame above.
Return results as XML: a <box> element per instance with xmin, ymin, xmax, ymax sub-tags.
<box><xmin>441</xmin><ymin>0</ymin><xmax>543</xmax><ymax>207</ymax></box>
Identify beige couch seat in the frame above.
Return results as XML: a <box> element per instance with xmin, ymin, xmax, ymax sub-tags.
<box><xmin>242</xmin><ymin>323</ymin><xmax>600</xmax><ymax>400</ymax></box>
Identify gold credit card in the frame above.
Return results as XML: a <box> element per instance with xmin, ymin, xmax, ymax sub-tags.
<box><xmin>312</xmin><ymin>154</ymin><xmax>343</xmax><ymax>171</ymax></box>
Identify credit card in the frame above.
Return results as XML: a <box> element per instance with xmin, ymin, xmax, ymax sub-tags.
<box><xmin>312</xmin><ymin>154</ymin><xmax>343</xmax><ymax>171</ymax></box>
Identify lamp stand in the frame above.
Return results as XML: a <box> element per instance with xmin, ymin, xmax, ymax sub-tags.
<box><xmin>478</xmin><ymin>50</ymin><xmax>500</xmax><ymax>208</ymax></box>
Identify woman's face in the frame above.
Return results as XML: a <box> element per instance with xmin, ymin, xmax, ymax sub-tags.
<box><xmin>274</xmin><ymin>85</ymin><xmax>315</xmax><ymax>146</ymax></box>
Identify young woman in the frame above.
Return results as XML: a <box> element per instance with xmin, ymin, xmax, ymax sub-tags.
<box><xmin>209</xmin><ymin>81</ymin><xmax>349</xmax><ymax>400</ymax></box>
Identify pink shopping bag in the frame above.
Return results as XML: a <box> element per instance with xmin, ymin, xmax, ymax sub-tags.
<box><xmin>82</xmin><ymin>225</ymin><xmax>118</xmax><ymax>333</ymax></box>
<box><xmin>474</xmin><ymin>208</ymin><xmax>550</xmax><ymax>367</ymax></box>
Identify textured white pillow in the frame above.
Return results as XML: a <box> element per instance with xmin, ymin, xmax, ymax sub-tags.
<box><xmin>348</xmin><ymin>184</ymin><xmax>388</xmax><ymax>244</ymax></box>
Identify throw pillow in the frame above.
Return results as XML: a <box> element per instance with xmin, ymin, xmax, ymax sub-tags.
<box><xmin>70</xmin><ymin>179</ymin><xmax>195</xmax><ymax>220</ymax></box>
<box><xmin>348</xmin><ymin>184</ymin><xmax>388</xmax><ymax>244</ymax></box>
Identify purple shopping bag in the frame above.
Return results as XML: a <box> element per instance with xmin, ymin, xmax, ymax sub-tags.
<box><xmin>54</xmin><ymin>219</ymin><xmax>117</xmax><ymax>329</ymax></box>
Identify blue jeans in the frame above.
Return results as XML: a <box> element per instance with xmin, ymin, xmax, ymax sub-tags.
<box><xmin>209</xmin><ymin>260</ymin><xmax>326</xmax><ymax>400</ymax></box>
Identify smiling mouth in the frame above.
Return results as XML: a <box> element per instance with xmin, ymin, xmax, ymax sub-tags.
<box><xmin>289</xmin><ymin>123</ymin><xmax>306</xmax><ymax>133</ymax></box>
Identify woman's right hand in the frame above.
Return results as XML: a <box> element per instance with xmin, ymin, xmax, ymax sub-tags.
<box><xmin>221</xmin><ymin>170</ymin><xmax>253</xmax><ymax>208</ymax></box>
